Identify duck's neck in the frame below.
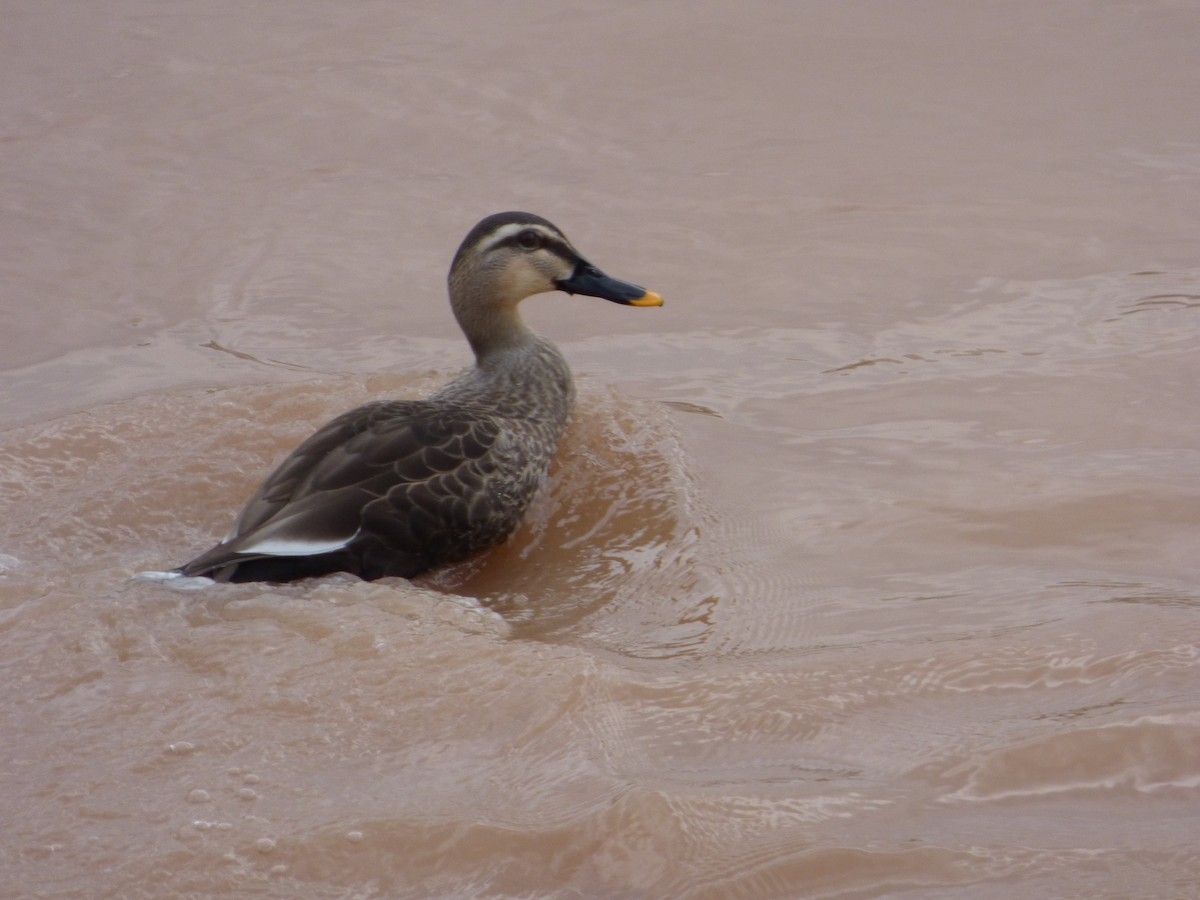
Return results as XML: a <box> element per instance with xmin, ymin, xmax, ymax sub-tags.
<box><xmin>458</xmin><ymin>307</ymin><xmax>536</xmax><ymax>360</ymax></box>
<box><xmin>436</xmin><ymin>327</ymin><xmax>575</xmax><ymax>428</ymax></box>
<box><xmin>444</xmin><ymin>276</ymin><xmax>575</xmax><ymax>425</ymax></box>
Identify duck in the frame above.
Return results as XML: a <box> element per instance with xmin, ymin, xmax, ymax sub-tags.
<box><xmin>176</xmin><ymin>211</ymin><xmax>663</xmax><ymax>583</ymax></box>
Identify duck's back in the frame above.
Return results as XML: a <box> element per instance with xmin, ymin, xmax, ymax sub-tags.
<box><xmin>179</xmin><ymin>340</ymin><xmax>574</xmax><ymax>583</ymax></box>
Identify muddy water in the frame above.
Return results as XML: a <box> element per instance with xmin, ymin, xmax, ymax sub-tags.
<box><xmin>4</xmin><ymin>1</ymin><xmax>1200</xmax><ymax>897</ymax></box>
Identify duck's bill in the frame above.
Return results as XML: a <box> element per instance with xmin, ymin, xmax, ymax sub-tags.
<box><xmin>557</xmin><ymin>263</ymin><xmax>663</xmax><ymax>307</ymax></box>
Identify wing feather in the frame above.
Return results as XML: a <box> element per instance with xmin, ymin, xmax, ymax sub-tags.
<box><xmin>179</xmin><ymin>398</ymin><xmax>547</xmax><ymax>580</ymax></box>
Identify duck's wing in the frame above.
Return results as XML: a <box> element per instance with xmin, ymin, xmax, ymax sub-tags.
<box><xmin>179</xmin><ymin>399</ymin><xmax>516</xmax><ymax>580</ymax></box>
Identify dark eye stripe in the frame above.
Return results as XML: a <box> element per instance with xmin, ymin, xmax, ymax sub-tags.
<box><xmin>491</xmin><ymin>232</ymin><xmax>578</xmax><ymax>264</ymax></box>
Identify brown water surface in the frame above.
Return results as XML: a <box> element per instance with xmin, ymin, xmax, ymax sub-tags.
<box><xmin>3</xmin><ymin>2</ymin><xmax>1200</xmax><ymax>897</ymax></box>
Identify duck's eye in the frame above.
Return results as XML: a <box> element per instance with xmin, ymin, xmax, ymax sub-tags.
<box><xmin>516</xmin><ymin>230</ymin><xmax>542</xmax><ymax>250</ymax></box>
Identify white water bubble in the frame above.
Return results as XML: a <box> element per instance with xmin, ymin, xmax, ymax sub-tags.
<box><xmin>132</xmin><ymin>570</ymin><xmax>216</xmax><ymax>591</ymax></box>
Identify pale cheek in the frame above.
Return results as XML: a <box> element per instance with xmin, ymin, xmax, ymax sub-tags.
<box><xmin>498</xmin><ymin>264</ymin><xmax>555</xmax><ymax>303</ymax></box>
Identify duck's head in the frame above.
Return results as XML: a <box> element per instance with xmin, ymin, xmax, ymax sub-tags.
<box><xmin>447</xmin><ymin>212</ymin><xmax>662</xmax><ymax>354</ymax></box>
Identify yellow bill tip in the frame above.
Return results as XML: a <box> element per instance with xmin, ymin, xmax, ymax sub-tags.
<box><xmin>628</xmin><ymin>290</ymin><xmax>664</xmax><ymax>308</ymax></box>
